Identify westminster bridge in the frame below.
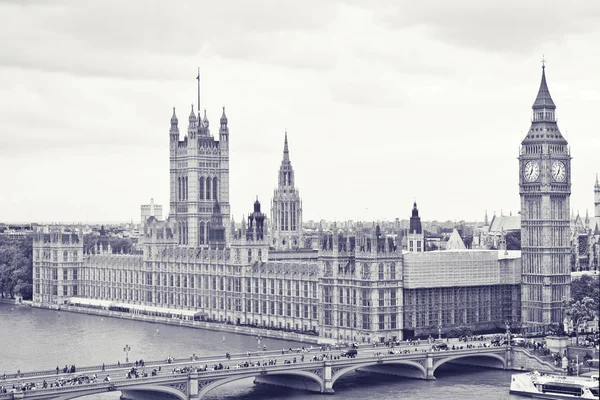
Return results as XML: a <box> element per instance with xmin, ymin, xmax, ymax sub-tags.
<box><xmin>0</xmin><ymin>345</ymin><xmax>560</xmax><ymax>400</ymax></box>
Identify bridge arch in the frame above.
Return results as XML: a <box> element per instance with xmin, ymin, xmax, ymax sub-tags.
<box><xmin>432</xmin><ymin>352</ymin><xmax>506</xmax><ymax>375</ymax></box>
<box><xmin>198</xmin><ymin>370</ymin><xmax>324</xmax><ymax>398</ymax></box>
<box><xmin>330</xmin><ymin>360</ymin><xmax>427</xmax><ymax>387</ymax></box>
<box><xmin>53</xmin><ymin>384</ymin><xmax>187</xmax><ymax>400</ymax></box>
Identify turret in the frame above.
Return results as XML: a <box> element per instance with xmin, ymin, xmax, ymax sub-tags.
<box><xmin>407</xmin><ymin>202</ymin><xmax>425</xmax><ymax>253</ymax></box>
<box><xmin>208</xmin><ymin>201</ymin><xmax>226</xmax><ymax>249</ymax></box>
<box><xmin>409</xmin><ymin>202</ymin><xmax>422</xmax><ymax>234</ymax></box>
<box><xmin>219</xmin><ymin>106</ymin><xmax>229</xmax><ymax>144</ymax></box>
<box><xmin>188</xmin><ymin>104</ymin><xmax>197</xmax><ymax>140</ymax></box>
<box><xmin>203</xmin><ymin>109</ymin><xmax>210</xmax><ymax>136</ymax></box>
<box><xmin>170</xmin><ymin>107</ymin><xmax>179</xmax><ymax>142</ymax></box>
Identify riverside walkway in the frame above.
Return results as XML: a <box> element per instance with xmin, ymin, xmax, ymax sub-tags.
<box><xmin>0</xmin><ymin>344</ymin><xmax>560</xmax><ymax>400</ymax></box>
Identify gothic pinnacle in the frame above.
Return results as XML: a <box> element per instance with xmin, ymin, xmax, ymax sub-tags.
<box><xmin>283</xmin><ymin>131</ymin><xmax>289</xmax><ymax>161</ymax></box>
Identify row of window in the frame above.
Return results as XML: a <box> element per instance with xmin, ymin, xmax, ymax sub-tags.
<box><xmin>176</xmin><ymin>177</ymin><xmax>220</xmax><ymax>202</ymax></box>
<box><xmin>34</xmin><ymin>250</ymin><xmax>79</xmax><ymax>262</ymax></box>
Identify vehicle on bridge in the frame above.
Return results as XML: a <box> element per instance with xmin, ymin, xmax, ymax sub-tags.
<box><xmin>432</xmin><ymin>343</ymin><xmax>448</xmax><ymax>351</ymax></box>
<box><xmin>341</xmin><ymin>348</ymin><xmax>358</xmax><ymax>358</ymax></box>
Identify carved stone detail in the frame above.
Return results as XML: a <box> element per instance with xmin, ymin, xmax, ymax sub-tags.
<box><xmin>312</xmin><ymin>368</ymin><xmax>323</xmax><ymax>378</ymax></box>
<box><xmin>198</xmin><ymin>379</ymin><xmax>214</xmax><ymax>389</ymax></box>
<box><xmin>169</xmin><ymin>382</ymin><xmax>187</xmax><ymax>394</ymax></box>
<box><xmin>331</xmin><ymin>367</ymin><xmax>343</xmax><ymax>377</ymax></box>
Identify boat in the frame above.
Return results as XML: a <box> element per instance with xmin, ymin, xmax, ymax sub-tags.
<box><xmin>510</xmin><ymin>371</ymin><xmax>599</xmax><ymax>399</ymax></box>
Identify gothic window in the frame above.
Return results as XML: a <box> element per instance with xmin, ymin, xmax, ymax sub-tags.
<box><xmin>199</xmin><ymin>177</ymin><xmax>204</xmax><ymax>200</ymax></box>
<box><xmin>390</xmin><ymin>263</ymin><xmax>396</xmax><ymax>280</ymax></box>
<box><xmin>177</xmin><ymin>177</ymin><xmax>181</xmax><ymax>200</ymax></box>
<box><xmin>213</xmin><ymin>177</ymin><xmax>218</xmax><ymax>201</ymax></box>
<box><xmin>291</xmin><ymin>203</ymin><xmax>296</xmax><ymax>231</ymax></box>
<box><xmin>361</xmin><ymin>263</ymin><xmax>370</xmax><ymax>279</ymax></box>
<box><xmin>199</xmin><ymin>222</ymin><xmax>205</xmax><ymax>244</ymax></box>
<box><xmin>378</xmin><ymin>263</ymin><xmax>384</xmax><ymax>280</ymax></box>
<box><xmin>206</xmin><ymin>178</ymin><xmax>211</xmax><ymax>200</ymax></box>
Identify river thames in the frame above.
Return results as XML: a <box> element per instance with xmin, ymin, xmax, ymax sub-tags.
<box><xmin>0</xmin><ymin>303</ymin><xmax>525</xmax><ymax>399</ymax></box>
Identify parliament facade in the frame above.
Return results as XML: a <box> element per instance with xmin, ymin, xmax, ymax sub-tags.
<box><xmin>35</xmin><ymin>67</ymin><xmax>580</xmax><ymax>342</ymax></box>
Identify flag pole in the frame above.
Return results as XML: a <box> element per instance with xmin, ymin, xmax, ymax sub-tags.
<box><xmin>197</xmin><ymin>67</ymin><xmax>201</xmax><ymax>120</ymax></box>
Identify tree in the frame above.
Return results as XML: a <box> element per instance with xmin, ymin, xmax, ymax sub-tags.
<box><xmin>109</xmin><ymin>237</ymin><xmax>133</xmax><ymax>254</ymax></box>
<box><xmin>505</xmin><ymin>231</ymin><xmax>521</xmax><ymax>250</ymax></box>
<box><xmin>0</xmin><ymin>236</ymin><xmax>33</xmax><ymax>299</ymax></box>
<box><xmin>564</xmin><ymin>297</ymin><xmax>596</xmax><ymax>345</ymax></box>
<box><xmin>571</xmin><ymin>275</ymin><xmax>600</xmax><ymax>305</ymax></box>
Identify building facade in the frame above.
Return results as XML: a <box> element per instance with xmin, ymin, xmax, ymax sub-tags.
<box><xmin>270</xmin><ymin>133</ymin><xmax>304</xmax><ymax>251</ymax></box>
<box><xmin>141</xmin><ymin>198</ymin><xmax>163</xmax><ymax>225</ymax></box>
<box><xmin>32</xmin><ymin>75</ymin><xmax>531</xmax><ymax>343</ymax></box>
<box><xmin>32</xmin><ymin>229</ymin><xmax>84</xmax><ymax>305</ymax></box>
<box><xmin>169</xmin><ymin>100</ymin><xmax>231</xmax><ymax>247</ymax></box>
<box><xmin>519</xmin><ymin>65</ymin><xmax>571</xmax><ymax>326</ymax></box>
<box><xmin>407</xmin><ymin>202</ymin><xmax>424</xmax><ymax>253</ymax></box>
<box><xmin>403</xmin><ymin>250</ymin><xmax>521</xmax><ymax>336</ymax></box>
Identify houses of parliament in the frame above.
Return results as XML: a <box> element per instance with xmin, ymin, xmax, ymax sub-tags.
<box><xmin>31</xmin><ymin>66</ymin><xmax>596</xmax><ymax>342</ymax></box>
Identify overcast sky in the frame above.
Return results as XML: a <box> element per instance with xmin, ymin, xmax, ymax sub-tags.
<box><xmin>1</xmin><ymin>0</ymin><xmax>599</xmax><ymax>224</ymax></box>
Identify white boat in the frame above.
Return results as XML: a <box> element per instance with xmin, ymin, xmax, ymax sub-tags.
<box><xmin>510</xmin><ymin>371</ymin><xmax>599</xmax><ymax>399</ymax></box>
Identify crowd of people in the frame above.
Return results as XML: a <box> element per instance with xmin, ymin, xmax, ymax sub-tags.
<box><xmin>3</xmin><ymin>333</ymin><xmax>596</xmax><ymax>393</ymax></box>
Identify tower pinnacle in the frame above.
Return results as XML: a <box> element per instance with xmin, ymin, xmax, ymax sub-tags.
<box><xmin>283</xmin><ymin>130</ymin><xmax>289</xmax><ymax>162</ymax></box>
<box><xmin>532</xmin><ymin>63</ymin><xmax>556</xmax><ymax>111</ymax></box>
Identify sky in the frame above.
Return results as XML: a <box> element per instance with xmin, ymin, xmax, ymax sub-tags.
<box><xmin>0</xmin><ymin>0</ymin><xmax>599</xmax><ymax>224</ymax></box>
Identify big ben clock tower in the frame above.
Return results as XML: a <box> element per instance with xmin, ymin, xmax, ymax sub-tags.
<box><xmin>519</xmin><ymin>63</ymin><xmax>571</xmax><ymax>326</ymax></box>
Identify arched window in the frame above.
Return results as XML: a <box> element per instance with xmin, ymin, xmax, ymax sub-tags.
<box><xmin>199</xmin><ymin>177</ymin><xmax>205</xmax><ymax>200</ymax></box>
<box><xmin>177</xmin><ymin>177</ymin><xmax>181</xmax><ymax>200</ymax></box>
<box><xmin>206</xmin><ymin>178</ymin><xmax>211</xmax><ymax>200</ymax></box>
<box><xmin>213</xmin><ymin>177</ymin><xmax>218</xmax><ymax>201</ymax></box>
<box><xmin>378</xmin><ymin>263</ymin><xmax>384</xmax><ymax>280</ymax></box>
<box><xmin>199</xmin><ymin>222</ymin><xmax>205</xmax><ymax>244</ymax></box>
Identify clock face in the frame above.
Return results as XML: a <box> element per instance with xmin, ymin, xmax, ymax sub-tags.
<box><xmin>552</xmin><ymin>160</ymin><xmax>566</xmax><ymax>182</ymax></box>
<box><xmin>524</xmin><ymin>161</ymin><xmax>540</xmax><ymax>182</ymax></box>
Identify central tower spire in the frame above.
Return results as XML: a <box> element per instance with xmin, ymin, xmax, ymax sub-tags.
<box><xmin>271</xmin><ymin>131</ymin><xmax>303</xmax><ymax>250</ymax></box>
<box><xmin>283</xmin><ymin>130</ymin><xmax>289</xmax><ymax>162</ymax></box>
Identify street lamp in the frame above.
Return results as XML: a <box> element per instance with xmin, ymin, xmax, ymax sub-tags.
<box><xmin>123</xmin><ymin>344</ymin><xmax>131</xmax><ymax>363</ymax></box>
<box><xmin>256</xmin><ymin>335</ymin><xmax>262</xmax><ymax>356</ymax></box>
<box><xmin>438</xmin><ymin>324</ymin><xmax>442</xmax><ymax>341</ymax></box>
<box><xmin>505</xmin><ymin>320</ymin><xmax>511</xmax><ymax>346</ymax></box>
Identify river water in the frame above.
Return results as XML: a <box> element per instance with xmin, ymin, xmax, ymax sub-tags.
<box><xmin>0</xmin><ymin>303</ymin><xmax>524</xmax><ymax>399</ymax></box>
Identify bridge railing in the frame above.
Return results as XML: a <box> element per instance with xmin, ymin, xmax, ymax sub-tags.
<box><xmin>10</xmin><ymin>373</ymin><xmax>186</xmax><ymax>399</ymax></box>
<box><xmin>196</xmin><ymin>359</ymin><xmax>325</xmax><ymax>379</ymax></box>
<box><xmin>1</xmin><ymin>346</ymin><xmax>322</xmax><ymax>380</ymax></box>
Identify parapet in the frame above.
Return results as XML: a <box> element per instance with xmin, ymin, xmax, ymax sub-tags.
<box><xmin>33</xmin><ymin>227</ymin><xmax>82</xmax><ymax>245</ymax></box>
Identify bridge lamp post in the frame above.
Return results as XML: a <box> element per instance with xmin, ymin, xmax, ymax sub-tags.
<box><xmin>123</xmin><ymin>344</ymin><xmax>131</xmax><ymax>363</ymax></box>
<box><xmin>438</xmin><ymin>324</ymin><xmax>442</xmax><ymax>340</ymax></box>
<box><xmin>504</xmin><ymin>320</ymin><xmax>511</xmax><ymax>346</ymax></box>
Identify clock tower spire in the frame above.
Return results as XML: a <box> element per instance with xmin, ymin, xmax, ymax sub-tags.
<box><xmin>519</xmin><ymin>63</ymin><xmax>571</xmax><ymax>326</ymax></box>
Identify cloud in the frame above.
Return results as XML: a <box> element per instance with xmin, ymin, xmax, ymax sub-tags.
<box><xmin>346</xmin><ymin>0</ymin><xmax>600</xmax><ymax>54</ymax></box>
<box><xmin>0</xmin><ymin>0</ymin><xmax>340</xmax><ymax>80</ymax></box>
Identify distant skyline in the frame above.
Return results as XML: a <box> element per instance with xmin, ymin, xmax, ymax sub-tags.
<box><xmin>1</xmin><ymin>1</ymin><xmax>599</xmax><ymax>224</ymax></box>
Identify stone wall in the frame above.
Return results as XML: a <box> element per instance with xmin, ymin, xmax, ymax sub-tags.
<box><xmin>510</xmin><ymin>348</ymin><xmax>562</xmax><ymax>373</ymax></box>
